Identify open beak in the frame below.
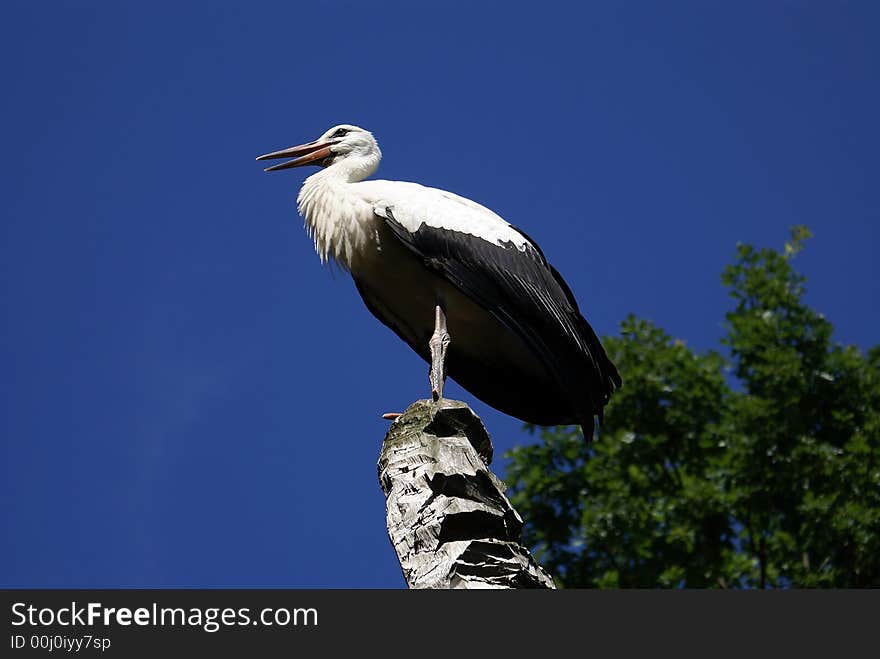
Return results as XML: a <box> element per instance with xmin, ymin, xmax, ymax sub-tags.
<box><xmin>255</xmin><ymin>141</ymin><xmax>334</xmax><ymax>172</ymax></box>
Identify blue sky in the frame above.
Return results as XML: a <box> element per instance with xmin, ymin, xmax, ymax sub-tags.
<box><xmin>2</xmin><ymin>2</ymin><xmax>877</xmax><ymax>588</ymax></box>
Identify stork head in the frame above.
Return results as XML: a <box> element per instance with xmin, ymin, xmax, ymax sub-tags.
<box><xmin>256</xmin><ymin>124</ymin><xmax>381</xmax><ymax>180</ymax></box>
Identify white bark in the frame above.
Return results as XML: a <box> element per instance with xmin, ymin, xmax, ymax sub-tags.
<box><xmin>378</xmin><ymin>399</ymin><xmax>555</xmax><ymax>589</ymax></box>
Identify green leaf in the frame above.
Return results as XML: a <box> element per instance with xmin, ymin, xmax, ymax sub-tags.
<box><xmin>504</xmin><ymin>226</ymin><xmax>880</xmax><ymax>588</ymax></box>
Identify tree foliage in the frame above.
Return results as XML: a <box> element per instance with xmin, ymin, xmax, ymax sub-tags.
<box><xmin>504</xmin><ymin>227</ymin><xmax>880</xmax><ymax>587</ymax></box>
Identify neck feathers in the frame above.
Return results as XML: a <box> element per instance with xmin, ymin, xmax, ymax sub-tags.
<box><xmin>297</xmin><ymin>157</ymin><xmax>379</xmax><ymax>268</ymax></box>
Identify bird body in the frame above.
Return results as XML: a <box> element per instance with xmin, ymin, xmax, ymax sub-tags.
<box><xmin>258</xmin><ymin>124</ymin><xmax>620</xmax><ymax>437</ymax></box>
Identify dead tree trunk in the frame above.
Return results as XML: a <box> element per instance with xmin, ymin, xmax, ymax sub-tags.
<box><xmin>377</xmin><ymin>398</ymin><xmax>555</xmax><ymax>589</ymax></box>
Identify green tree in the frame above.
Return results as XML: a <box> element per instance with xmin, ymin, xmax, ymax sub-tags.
<box><xmin>505</xmin><ymin>227</ymin><xmax>880</xmax><ymax>587</ymax></box>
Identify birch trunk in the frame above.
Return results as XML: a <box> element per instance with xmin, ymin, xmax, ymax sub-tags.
<box><xmin>377</xmin><ymin>399</ymin><xmax>555</xmax><ymax>589</ymax></box>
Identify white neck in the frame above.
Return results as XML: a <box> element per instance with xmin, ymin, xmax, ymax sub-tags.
<box><xmin>296</xmin><ymin>153</ymin><xmax>381</xmax><ymax>268</ymax></box>
<box><xmin>327</xmin><ymin>150</ymin><xmax>381</xmax><ymax>183</ymax></box>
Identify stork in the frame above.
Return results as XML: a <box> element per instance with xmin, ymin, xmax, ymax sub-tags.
<box><xmin>257</xmin><ymin>124</ymin><xmax>620</xmax><ymax>439</ymax></box>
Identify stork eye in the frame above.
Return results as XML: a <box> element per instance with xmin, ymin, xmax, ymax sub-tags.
<box><xmin>332</xmin><ymin>128</ymin><xmax>349</xmax><ymax>139</ymax></box>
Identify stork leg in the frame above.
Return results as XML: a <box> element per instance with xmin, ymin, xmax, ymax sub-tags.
<box><xmin>429</xmin><ymin>304</ymin><xmax>451</xmax><ymax>401</ymax></box>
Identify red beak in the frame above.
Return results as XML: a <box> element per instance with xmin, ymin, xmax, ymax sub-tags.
<box><xmin>256</xmin><ymin>141</ymin><xmax>334</xmax><ymax>172</ymax></box>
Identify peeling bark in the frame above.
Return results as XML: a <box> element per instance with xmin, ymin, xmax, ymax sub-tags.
<box><xmin>377</xmin><ymin>399</ymin><xmax>556</xmax><ymax>589</ymax></box>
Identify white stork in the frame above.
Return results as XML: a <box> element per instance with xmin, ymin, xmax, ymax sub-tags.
<box><xmin>257</xmin><ymin>124</ymin><xmax>620</xmax><ymax>439</ymax></box>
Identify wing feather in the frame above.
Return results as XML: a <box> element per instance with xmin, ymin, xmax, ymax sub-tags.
<box><xmin>377</xmin><ymin>201</ymin><xmax>620</xmax><ymax>434</ymax></box>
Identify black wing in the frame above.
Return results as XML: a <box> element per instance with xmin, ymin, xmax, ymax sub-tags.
<box><xmin>382</xmin><ymin>210</ymin><xmax>620</xmax><ymax>437</ymax></box>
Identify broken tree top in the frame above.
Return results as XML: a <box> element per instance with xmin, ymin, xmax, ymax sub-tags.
<box><xmin>378</xmin><ymin>399</ymin><xmax>555</xmax><ymax>589</ymax></box>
